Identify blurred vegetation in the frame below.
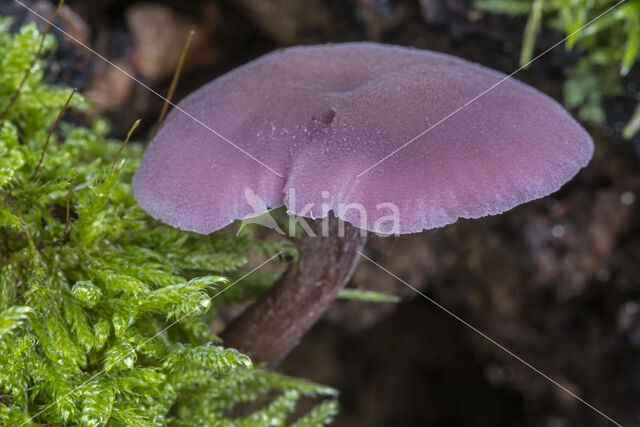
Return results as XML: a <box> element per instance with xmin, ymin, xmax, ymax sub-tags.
<box><xmin>476</xmin><ymin>0</ymin><xmax>640</xmax><ymax>138</ymax></box>
<box><xmin>0</xmin><ymin>19</ymin><xmax>338</xmax><ymax>426</ymax></box>
<box><xmin>337</xmin><ymin>289</ymin><xmax>401</xmax><ymax>303</ymax></box>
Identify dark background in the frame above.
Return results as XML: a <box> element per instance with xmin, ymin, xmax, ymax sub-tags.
<box><xmin>2</xmin><ymin>0</ymin><xmax>639</xmax><ymax>425</ymax></box>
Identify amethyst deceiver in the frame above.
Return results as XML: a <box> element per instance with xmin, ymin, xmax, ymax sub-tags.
<box><xmin>132</xmin><ymin>42</ymin><xmax>593</xmax><ymax>235</ymax></box>
<box><xmin>132</xmin><ymin>42</ymin><xmax>593</xmax><ymax>364</ymax></box>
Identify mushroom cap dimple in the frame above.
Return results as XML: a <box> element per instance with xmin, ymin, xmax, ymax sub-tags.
<box><xmin>132</xmin><ymin>42</ymin><xmax>594</xmax><ymax>234</ymax></box>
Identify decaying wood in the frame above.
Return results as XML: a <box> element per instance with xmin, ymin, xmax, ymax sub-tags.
<box><xmin>221</xmin><ymin>215</ymin><xmax>367</xmax><ymax>366</ymax></box>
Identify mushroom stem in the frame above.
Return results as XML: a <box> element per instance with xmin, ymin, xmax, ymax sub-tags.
<box><xmin>221</xmin><ymin>214</ymin><xmax>367</xmax><ymax>366</ymax></box>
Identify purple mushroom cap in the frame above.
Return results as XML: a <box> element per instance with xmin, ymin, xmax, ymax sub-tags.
<box><xmin>132</xmin><ymin>42</ymin><xmax>594</xmax><ymax>235</ymax></box>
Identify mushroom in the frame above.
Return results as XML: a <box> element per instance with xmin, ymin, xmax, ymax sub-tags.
<box><xmin>132</xmin><ymin>42</ymin><xmax>593</xmax><ymax>365</ymax></box>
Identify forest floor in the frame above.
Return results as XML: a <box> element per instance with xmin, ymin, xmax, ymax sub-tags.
<box><xmin>2</xmin><ymin>0</ymin><xmax>639</xmax><ymax>425</ymax></box>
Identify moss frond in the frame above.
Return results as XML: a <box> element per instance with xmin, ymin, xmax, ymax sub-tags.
<box><xmin>0</xmin><ymin>18</ymin><xmax>333</xmax><ymax>426</ymax></box>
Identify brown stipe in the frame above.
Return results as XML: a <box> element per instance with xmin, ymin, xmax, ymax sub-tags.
<box><xmin>221</xmin><ymin>215</ymin><xmax>367</xmax><ymax>366</ymax></box>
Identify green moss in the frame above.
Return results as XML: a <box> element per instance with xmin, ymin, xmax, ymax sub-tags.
<box><xmin>0</xmin><ymin>19</ymin><xmax>336</xmax><ymax>426</ymax></box>
<box><xmin>476</xmin><ymin>0</ymin><xmax>640</xmax><ymax>137</ymax></box>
